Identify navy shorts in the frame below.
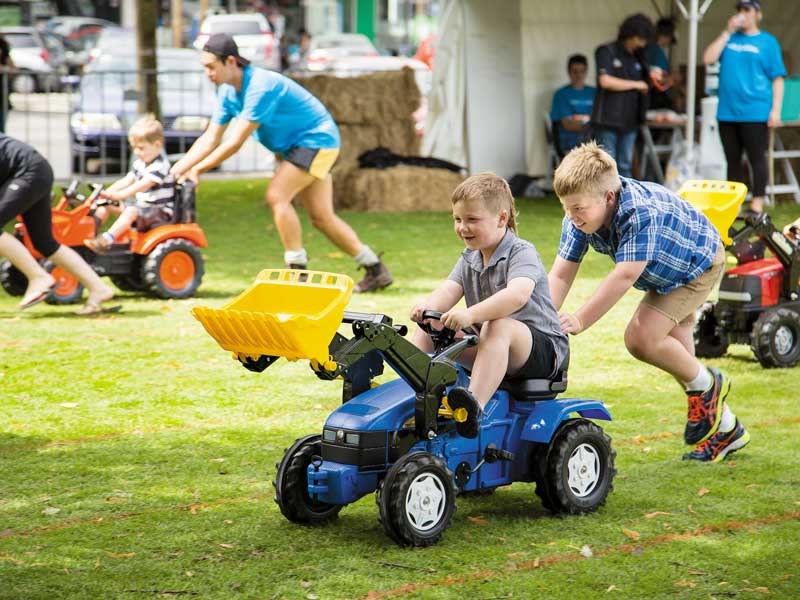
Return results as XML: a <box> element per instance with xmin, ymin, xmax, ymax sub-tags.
<box><xmin>510</xmin><ymin>325</ymin><xmax>559</xmax><ymax>380</ymax></box>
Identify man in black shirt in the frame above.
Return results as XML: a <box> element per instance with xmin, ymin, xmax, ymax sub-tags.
<box><xmin>0</xmin><ymin>34</ymin><xmax>13</xmax><ymax>132</ymax></box>
<box><xmin>591</xmin><ymin>13</ymin><xmax>654</xmax><ymax>177</ymax></box>
<box><xmin>0</xmin><ymin>134</ymin><xmax>114</xmax><ymax>313</ymax></box>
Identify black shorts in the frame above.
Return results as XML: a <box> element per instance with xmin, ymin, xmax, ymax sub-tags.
<box><xmin>510</xmin><ymin>325</ymin><xmax>559</xmax><ymax>380</ymax></box>
<box><xmin>0</xmin><ymin>158</ymin><xmax>58</xmax><ymax>257</ymax></box>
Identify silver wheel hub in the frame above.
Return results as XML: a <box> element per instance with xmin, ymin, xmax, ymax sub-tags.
<box><xmin>774</xmin><ymin>325</ymin><xmax>794</xmax><ymax>356</ymax></box>
<box><xmin>405</xmin><ymin>472</ymin><xmax>446</xmax><ymax>531</ymax></box>
<box><xmin>567</xmin><ymin>443</ymin><xmax>600</xmax><ymax>497</ymax></box>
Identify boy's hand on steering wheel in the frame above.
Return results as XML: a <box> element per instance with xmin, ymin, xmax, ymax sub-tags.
<box><xmin>410</xmin><ymin>302</ymin><xmax>428</xmax><ymax>323</ymax></box>
<box><xmin>441</xmin><ymin>308</ymin><xmax>473</xmax><ymax>331</ymax></box>
<box><xmin>99</xmin><ymin>190</ymin><xmax>120</xmax><ymax>202</ymax></box>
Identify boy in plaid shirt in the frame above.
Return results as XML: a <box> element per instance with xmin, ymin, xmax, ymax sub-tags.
<box><xmin>548</xmin><ymin>142</ymin><xmax>749</xmax><ymax>462</ymax></box>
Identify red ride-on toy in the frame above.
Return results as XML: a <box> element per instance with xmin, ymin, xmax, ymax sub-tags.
<box><xmin>0</xmin><ymin>181</ymin><xmax>207</xmax><ymax>303</ymax></box>
<box><xmin>679</xmin><ymin>179</ymin><xmax>800</xmax><ymax>368</ymax></box>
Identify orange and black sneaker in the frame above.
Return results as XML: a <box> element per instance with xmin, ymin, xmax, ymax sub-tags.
<box><xmin>682</xmin><ymin>418</ymin><xmax>750</xmax><ymax>463</ymax></box>
<box><xmin>684</xmin><ymin>367</ymin><xmax>730</xmax><ymax>445</ymax></box>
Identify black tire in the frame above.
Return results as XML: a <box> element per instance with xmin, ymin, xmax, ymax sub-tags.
<box><xmin>543</xmin><ymin>419</ymin><xmax>616</xmax><ymax>515</ymax></box>
<box><xmin>110</xmin><ymin>257</ymin><xmax>145</xmax><ymax>292</ymax></box>
<box><xmin>694</xmin><ymin>303</ymin><xmax>728</xmax><ymax>358</ymax></box>
<box><xmin>377</xmin><ymin>452</ymin><xmax>457</xmax><ymax>547</ymax></box>
<box><xmin>273</xmin><ymin>434</ymin><xmax>343</xmax><ymax>524</ymax></box>
<box><xmin>41</xmin><ymin>259</ymin><xmax>84</xmax><ymax>305</ymax></box>
<box><xmin>531</xmin><ymin>443</ymin><xmax>560</xmax><ymax>513</ymax></box>
<box><xmin>0</xmin><ymin>258</ymin><xmax>27</xmax><ymax>296</ymax></box>
<box><xmin>751</xmin><ymin>307</ymin><xmax>800</xmax><ymax>368</ymax></box>
<box><xmin>141</xmin><ymin>239</ymin><xmax>204</xmax><ymax>299</ymax></box>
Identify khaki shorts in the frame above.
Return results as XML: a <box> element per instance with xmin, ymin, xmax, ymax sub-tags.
<box><xmin>641</xmin><ymin>245</ymin><xmax>725</xmax><ymax>326</ymax></box>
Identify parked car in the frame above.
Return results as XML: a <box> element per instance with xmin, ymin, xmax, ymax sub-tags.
<box><xmin>85</xmin><ymin>27</ymin><xmax>135</xmax><ymax>65</ymax></box>
<box><xmin>70</xmin><ymin>48</ymin><xmax>216</xmax><ymax>174</ymax></box>
<box><xmin>193</xmin><ymin>13</ymin><xmax>280</xmax><ymax>71</ymax></box>
<box><xmin>299</xmin><ymin>33</ymin><xmax>379</xmax><ymax>72</ymax></box>
<box><xmin>0</xmin><ymin>26</ymin><xmax>67</xmax><ymax>92</ymax></box>
<box><xmin>46</xmin><ymin>17</ymin><xmax>115</xmax><ymax>75</ymax></box>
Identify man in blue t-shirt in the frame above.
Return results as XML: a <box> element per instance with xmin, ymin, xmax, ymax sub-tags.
<box><xmin>703</xmin><ymin>0</ymin><xmax>786</xmax><ymax>214</ymax></box>
<box><xmin>550</xmin><ymin>54</ymin><xmax>596</xmax><ymax>155</ymax></box>
<box><xmin>171</xmin><ymin>33</ymin><xmax>392</xmax><ymax>293</ymax></box>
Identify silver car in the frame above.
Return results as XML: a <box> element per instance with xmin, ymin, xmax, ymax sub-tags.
<box><xmin>193</xmin><ymin>13</ymin><xmax>280</xmax><ymax>71</ymax></box>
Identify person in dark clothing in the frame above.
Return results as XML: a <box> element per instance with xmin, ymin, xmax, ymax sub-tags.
<box><xmin>591</xmin><ymin>13</ymin><xmax>654</xmax><ymax>177</ymax></box>
<box><xmin>0</xmin><ymin>34</ymin><xmax>14</xmax><ymax>132</ymax></box>
<box><xmin>0</xmin><ymin>134</ymin><xmax>114</xmax><ymax>313</ymax></box>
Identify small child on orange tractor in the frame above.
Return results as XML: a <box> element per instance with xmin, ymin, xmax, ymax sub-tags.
<box><xmin>548</xmin><ymin>142</ymin><xmax>749</xmax><ymax>462</ymax></box>
<box><xmin>84</xmin><ymin>114</ymin><xmax>175</xmax><ymax>253</ymax></box>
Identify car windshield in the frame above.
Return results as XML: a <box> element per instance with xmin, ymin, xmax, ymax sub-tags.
<box><xmin>5</xmin><ymin>33</ymin><xmax>38</xmax><ymax>48</ymax></box>
<box><xmin>83</xmin><ymin>55</ymin><xmax>207</xmax><ymax>92</ymax></box>
<box><xmin>208</xmin><ymin>20</ymin><xmax>264</xmax><ymax>35</ymax></box>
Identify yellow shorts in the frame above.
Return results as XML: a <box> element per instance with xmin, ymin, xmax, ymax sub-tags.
<box><xmin>281</xmin><ymin>146</ymin><xmax>339</xmax><ymax>180</ymax></box>
<box><xmin>641</xmin><ymin>245</ymin><xmax>726</xmax><ymax>326</ymax></box>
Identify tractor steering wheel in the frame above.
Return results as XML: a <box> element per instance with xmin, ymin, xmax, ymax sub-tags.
<box><xmin>417</xmin><ymin>309</ymin><xmax>479</xmax><ymax>351</ymax></box>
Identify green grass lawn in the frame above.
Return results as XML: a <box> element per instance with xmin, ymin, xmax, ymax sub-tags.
<box><xmin>2</xmin><ymin>179</ymin><xmax>799</xmax><ymax>599</ymax></box>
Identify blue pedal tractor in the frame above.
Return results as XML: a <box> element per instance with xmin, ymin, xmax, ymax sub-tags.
<box><xmin>193</xmin><ymin>270</ymin><xmax>616</xmax><ymax>546</ymax></box>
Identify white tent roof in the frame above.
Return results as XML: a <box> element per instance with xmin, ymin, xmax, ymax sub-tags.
<box><xmin>424</xmin><ymin>0</ymin><xmax>800</xmax><ymax>177</ymax></box>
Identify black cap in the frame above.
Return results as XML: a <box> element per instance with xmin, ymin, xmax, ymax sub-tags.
<box><xmin>202</xmin><ymin>33</ymin><xmax>249</xmax><ymax>67</ymax></box>
<box><xmin>736</xmin><ymin>0</ymin><xmax>762</xmax><ymax>10</ymax></box>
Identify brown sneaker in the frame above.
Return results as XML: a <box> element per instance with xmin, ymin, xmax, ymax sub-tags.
<box><xmin>354</xmin><ymin>260</ymin><xmax>393</xmax><ymax>293</ymax></box>
<box><xmin>83</xmin><ymin>235</ymin><xmax>111</xmax><ymax>254</ymax></box>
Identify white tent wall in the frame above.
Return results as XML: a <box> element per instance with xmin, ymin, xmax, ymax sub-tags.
<box><xmin>425</xmin><ymin>0</ymin><xmax>800</xmax><ymax>179</ymax></box>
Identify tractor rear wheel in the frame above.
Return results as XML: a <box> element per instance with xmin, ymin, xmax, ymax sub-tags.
<box><xmin>42</xmin><ymin>260</ymin><xmax>84</xmax><ymax>305</ymax></box>
<box><xmin>751</xmin><ymin>307</ymin><xmax>800</xmax><ymax>368</ymax></box>
<box><xmin>141</xmin><ymin>239</ymin><xmax>203</xmax><ymax>299</ymax></box>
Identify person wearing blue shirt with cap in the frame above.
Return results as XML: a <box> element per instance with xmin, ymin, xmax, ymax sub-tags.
<box><xmin>171</xmin><ymin>33</ymin><xmax>392</xmax><ymax>293</ymax></box>
<box><xmin>703</xmin><ymin>0</ymin><xmax>786</xmax><ymax>215</ymax></box>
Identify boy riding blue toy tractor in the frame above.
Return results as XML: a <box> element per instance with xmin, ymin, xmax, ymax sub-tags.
<box><xmin>193</xmin><ymin>269</ymin><xmax>616</xmax><ymax>546</ymax></box>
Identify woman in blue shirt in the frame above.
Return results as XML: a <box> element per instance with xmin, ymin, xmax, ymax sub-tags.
<box><xmin>703</xmin><ymin>0</ymin><xmax>786</xmax><ymax>214</ymax></box>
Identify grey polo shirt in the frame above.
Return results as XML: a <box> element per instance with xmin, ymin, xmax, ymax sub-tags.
<box><xmin>447</xmin><ymin>229</ymin><xmax>569</xmax><ymax>371</ymax></box>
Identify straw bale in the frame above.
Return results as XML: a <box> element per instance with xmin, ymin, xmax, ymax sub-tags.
<box><xmin>337</xmin><ymin>166</ymin><xmax>464</xmax><ymax>212</ymax></box>
<box><xmin>297</xmin><ymin>68</ymin><xmax>421</xmax><ymax>126</ymax></box>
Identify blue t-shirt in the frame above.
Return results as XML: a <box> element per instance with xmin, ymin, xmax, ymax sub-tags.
<box><xmin>550</xmin><ymin>85</ymin><xmax>596</xmax><ymax>152</ymax></box>
<box><xmin>717</xmin><ymin>31</ymin><xmax>786</xmax><ymax>123</ymax></box>
<box><xmin>212</xmin><ymin>65</ymin><xmax>340</xmax><ymax>153</ymax></box>
<box><xmin>645</xmin><ymin>43</ymin><xmax>669</xmax><ymax>72</ymax></box>
<box><xmin>558</xmin><ymin>177</ymin><xmax>721</xmax><ymax>294</ymax></box>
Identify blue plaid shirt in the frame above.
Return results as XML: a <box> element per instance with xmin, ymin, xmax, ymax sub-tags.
<box><xmin>558</xmin><ymin>177</ymin><xmax>721</xmax><ymax>294</ymax></box>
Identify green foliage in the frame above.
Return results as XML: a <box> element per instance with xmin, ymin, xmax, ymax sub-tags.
<box><xmin>1</xmin><ymin>180</ymin><xmax>798</xmax><ymax>599</ymax></box>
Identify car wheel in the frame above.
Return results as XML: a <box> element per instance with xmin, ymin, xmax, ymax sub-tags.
<box><xmin>12</xmin><ymin>73</ymin><xmax>37</xmax><ymax>94</ymax></box>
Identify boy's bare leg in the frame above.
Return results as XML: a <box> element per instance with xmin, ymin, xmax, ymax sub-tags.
<box><xmin>624</xmin><ymin>303</ymin><xmax>701</xmax><ymax>382</ymax></box>
<box><xmin>468</xmin><ymin>318</ymin><xmax>532</xmax><ymax>407</ymax></box>
<box><xmin>265</xmin><ymin>160</ymin><xmax>318</xmax><ymax>253</ymax></box>
<box><xmin>297</xmin><ymin>170</ymin><xmax>362</xmax><ymax>256</ymax></box>
<box><xmin>107</xmin><ymin>206</ymin><xmax>139</xmax><ymax>239</ymax></box>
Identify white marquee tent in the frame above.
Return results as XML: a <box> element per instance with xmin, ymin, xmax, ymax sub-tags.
<box><xmin>422</xmin><ymin>0</ymin><xmax>800</xmax><ymax>178</ymax></box>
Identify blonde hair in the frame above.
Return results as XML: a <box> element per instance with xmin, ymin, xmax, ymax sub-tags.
<box><xmin>128</xmin><ymin>114</ymin><xmax>164</xmax><ymax>145</ymax></box>
<box><xmin>451</xmin><ymin>172</ymin><xmax>519</xmax><ymax>233</ymax></box>
<box><xmin>553</xmin><ymin>141</ymin><xmax>621</xmax><ymax>199</ymax></box>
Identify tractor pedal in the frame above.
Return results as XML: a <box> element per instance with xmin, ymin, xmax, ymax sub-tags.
<box><xmin>484</xmin><ymin>444</ymin><xmax>515</xmax><ymax>463</ymax></box>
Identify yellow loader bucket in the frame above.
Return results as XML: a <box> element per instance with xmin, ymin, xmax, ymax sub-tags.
<box><xmin>677</xmin><ymin>180</ymin><xmax>747</xmax><ymax>246</ymax></box>
<box><xmin>192</xmin><ymin>270</ymin><xmax>353</xmax><ymax>364</ymax></box>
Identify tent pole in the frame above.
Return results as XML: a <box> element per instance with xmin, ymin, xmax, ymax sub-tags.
<box><xmin>686</xmin><ymin>0</ymin><xmax>699</xmax><ymax>169</ymax></box>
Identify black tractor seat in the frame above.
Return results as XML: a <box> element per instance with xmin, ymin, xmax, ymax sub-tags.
<box><xmin>500</xmin><ymin>369</ymin><xmax>568</xmax><ymax>402</ymax></box>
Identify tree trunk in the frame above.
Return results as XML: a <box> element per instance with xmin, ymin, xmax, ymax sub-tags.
<box><xmin>137</xmin><ymin>0</ymin><xmax>160</xmax><ymax>120</ymax></box>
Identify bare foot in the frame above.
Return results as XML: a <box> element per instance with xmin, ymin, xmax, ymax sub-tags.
<box><xmin>19</xmin><ymin>274</ymin><xmax>57</xmax><ymax>309</ymax></box>
<box><xmin>86</xmin><ymin>283</ymin><xmax>115</xmax><ymax>307</ymax></box>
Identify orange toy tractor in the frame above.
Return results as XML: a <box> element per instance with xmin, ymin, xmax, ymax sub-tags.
<box><xmin>0</xmin><ymin>181</ymin><xmax>206</xmax><ymax>303</ymax></box>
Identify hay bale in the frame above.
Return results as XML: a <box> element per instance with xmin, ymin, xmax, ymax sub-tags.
<box><xmin>338</xmin><ymin>166</ymin><xmax>464</xmax><ymax>212</ymax></box>
<box><xmin>297</xmin><ymin>69</ymin><xmax>421</xmax><ymax>125</ymax></box>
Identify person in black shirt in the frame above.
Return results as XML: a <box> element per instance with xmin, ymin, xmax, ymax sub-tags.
<box><xmin>591</xmin><ymin>13</ymin><xmax>654</xmax><ymax>177</ymax></box>
<box><xmin>0</xmin><ymin>134</ymin><xmax>114</xmax><ymax>313</ymax></box>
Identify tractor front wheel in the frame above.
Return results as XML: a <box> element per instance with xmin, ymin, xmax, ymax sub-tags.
<box><xmin>42</xmin><ymin>260</ymin><xmax>84</xmax><ymax>305</ymax></box>
<box><xmin>377</xmin><ymin>452</ymin><xmax>457</xmax><ymax>547</ymax></box>
<box><xmin>543</xmin><ymin>419</ymin><xmax>616</xmax><ymax>515</ymax></box>
<box><xmin>751</xmin><ymin>307</ymin><xmax>800</xmax><ymax>368</ymax></box>
<box><xmin>694</xmin><ymin>302</ymin><xmax>729</xmax><ymax>358</ymax></box>
<box><xmin>0</xmin><ymin>259</ymin><xmax>27</xmax><ymax>296</ymax></box>
<box><xmin>273</xmin><ymin>434</ymin><xmax>342</xmax><ymax>525</ymax></box>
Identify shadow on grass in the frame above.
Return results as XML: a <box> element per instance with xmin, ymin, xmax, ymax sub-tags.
<box><xmin>0</xmin><ymin>432</ymin><xmax>52</xmax><ymax>453</ymax></box>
